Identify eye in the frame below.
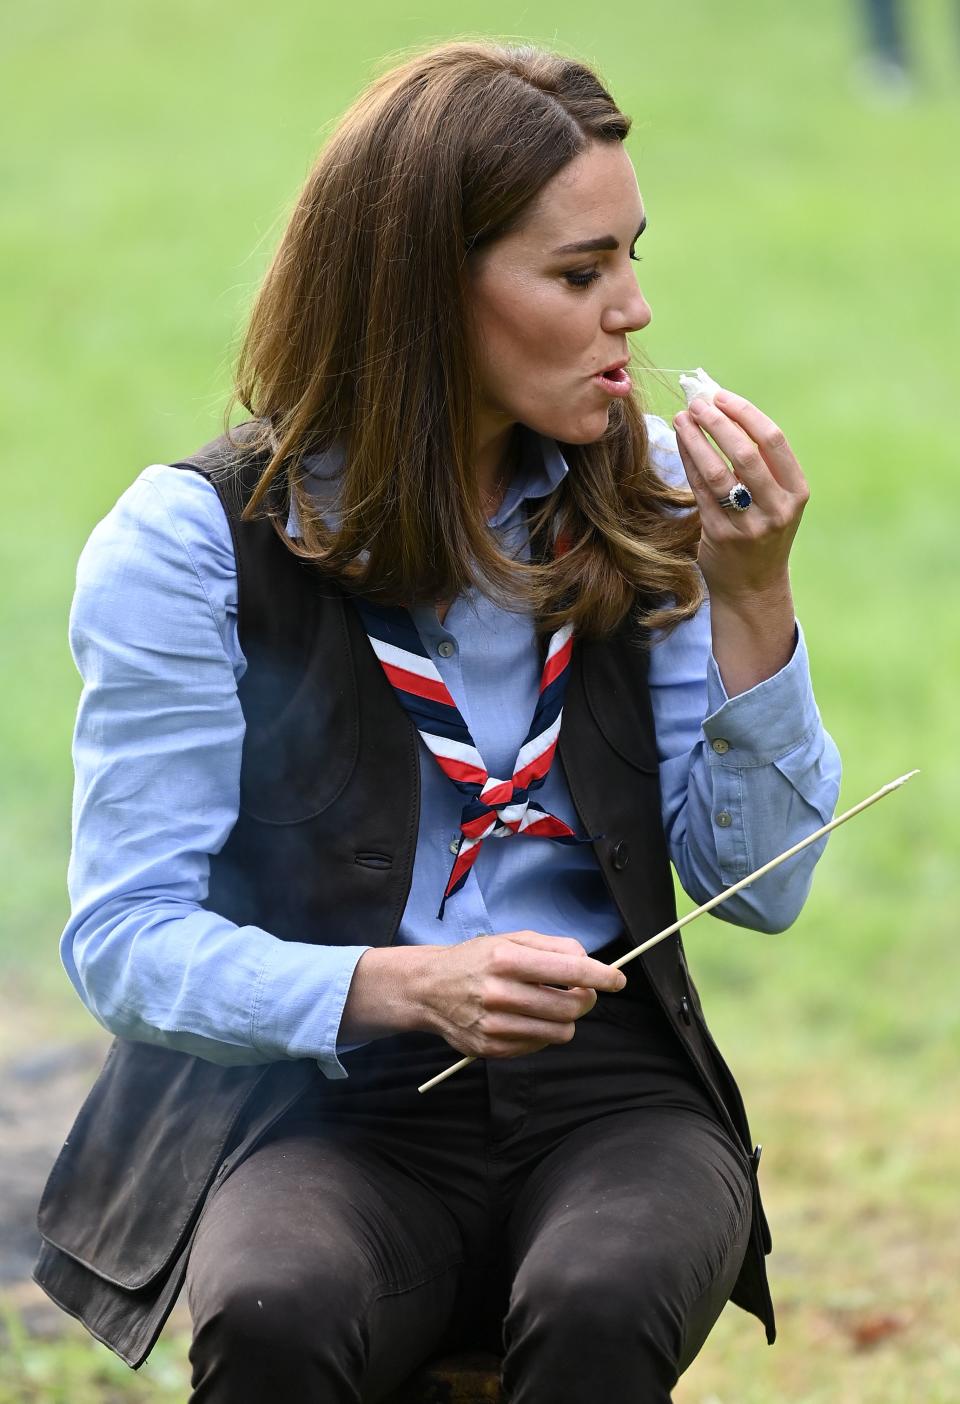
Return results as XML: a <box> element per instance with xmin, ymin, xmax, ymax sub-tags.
<box><xmin>563</xmin><ymin>251</ymin><xmax>643</xmax><ymax>290</ymax></box>
<box><xmin>564</xmin><ymin>268</ymin><xmax>601</xmax><ymax>289</ymax></box>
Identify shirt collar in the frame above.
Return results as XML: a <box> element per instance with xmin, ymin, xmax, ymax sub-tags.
<box><xmin>284</xmin><ymin>425</ymin><xmax>569</xmax><ymax>538</ymax></box>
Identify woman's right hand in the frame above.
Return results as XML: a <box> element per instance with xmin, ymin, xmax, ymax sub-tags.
<box><xmin>340</xmin><ymin>933</ymin><xmax>627</xmax><ymax>1059</ymax></box>
<box><xmin>419</xmin><ymin>932</ymin><xmax>628</xmax><ymax>1058</ymax></box>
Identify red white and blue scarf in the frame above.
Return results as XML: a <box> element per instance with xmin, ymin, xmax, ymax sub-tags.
<box><xmin>349</xmin><ymin>595</ymin><xmax>598</xmax><ymax>918</ymax></box>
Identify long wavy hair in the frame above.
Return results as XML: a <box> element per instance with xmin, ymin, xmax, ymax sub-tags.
<box><xmin>228</xmin><ymin>39</ymin><xmax>702</xmax><ymax>639</ymax></box>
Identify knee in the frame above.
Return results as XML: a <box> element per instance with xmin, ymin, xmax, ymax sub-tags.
<box><xmin>505</xmin><ymin>1235</ymin><xmax>701</xmax><ymax>1364</ymax></box>
<box><xmin>191</xmin><ymin>1265</ymin><xmax>365</xmax><ymax>1369</ymax></box>
<box><xmin>210</xmin><ymin>1277</ymin><xmax>315</xmax><ymax>1350</ymax></box>
<box><xmin>510</xmin><ymin>1247</ymin><xmax>683</xmax><ymax>1344</ymax></box>
<box><xmin>504</xmin><ymin>1253</ymin><xmax>685</xmax><ymax>1402</ymax></box>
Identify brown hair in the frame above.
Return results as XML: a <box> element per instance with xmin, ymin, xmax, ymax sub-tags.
<box><xmin>229</xmin><ymin>39</ymin><xmax>702</xmax><ymax>639</ymax></box>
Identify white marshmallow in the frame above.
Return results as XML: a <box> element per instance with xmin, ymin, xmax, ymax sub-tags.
<box><xmin>678</xmin><ymin>367</ymin><xmax>725</xmax><ymax>408</ymax></box>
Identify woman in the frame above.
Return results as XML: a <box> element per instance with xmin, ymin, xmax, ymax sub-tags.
<box><xmin>36</xmin><ymin>39</ymin><xmax>841</xmax><ymax>1403</ymax></box>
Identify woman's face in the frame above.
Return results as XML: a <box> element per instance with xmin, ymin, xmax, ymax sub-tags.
<box><xmin>467</xmin><ymin>139</ymin><xmax>651</xmax><ymax>452</ymax></box>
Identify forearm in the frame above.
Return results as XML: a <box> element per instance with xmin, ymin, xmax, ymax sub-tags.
<box><xmin>338</xmin><ymin>945</ymin><xmax>441</xmax><ymax>1044</ymax></box>
<box><xmin>675</xmin><ymin>724</ymin><xmax>841</xmax><ymax>932</ymax></box>
<box><xmin>655</xmin><ymin>614</ymin><xmax>842</xmax><ymax>933</ymax></box>
<box><xmin>708</xmin><ymin>573</ymin><xmax>797</xmax><ymax>698</ymax></box>
<box><xmin>63</xmin><ymin>897</ymin><xmax>373</xmax><ymax>1074</ymax></box>
<box><xmin>648</xmin><ymin>402</ymin><xmax>839</xmax><ymax>930</ymax></box>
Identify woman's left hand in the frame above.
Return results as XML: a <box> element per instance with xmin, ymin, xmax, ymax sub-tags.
<box><xmin>672</xmin><ymin>389</ymin><xmax>810</xmax><ymax>697</ymax></box>
<box><xmin>672</xmin><ymin>389</ymin><xmax>809</xmax><ymax>604</ymax></box>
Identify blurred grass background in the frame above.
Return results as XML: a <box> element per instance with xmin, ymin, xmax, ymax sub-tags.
<box><xmin>1</xmin><ymin>0</ymin><xmax>957</xmax><ymax>1399</ymax></box>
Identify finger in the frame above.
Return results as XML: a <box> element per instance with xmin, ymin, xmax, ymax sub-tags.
<box><xmin>502</xmin><ymin>931</ymin><xmax>615</xmax><ymax>987</ymax></box>
<box><xmin>492</xmin><ymin>941</ymin><xmax>625</xmax><ymax>993</ymax></box>
<box><xmin>573</xmin><ymin>958</ymin><xmax>626</xmax><ymax>993</ymax></box>
<box><xmin>503</xmin><ymin>932</ymin><xmax>586</xmax><ymax>956</ymax></box>
<box><xmin>500</xmin><ymin>932</ymin><xmax>589</xmax><ymax>983</ymax></box>
<box><xmin>711</xmin><ymin>390</ymin><xmax>808</xmax><ymax>495</ymax></box>
<box><xmin>477</xmin><ymin>1012</ymin><xmax>578</xmax><ymax>1047</ymax></box>
<box><xmin>686</xmin><ymin>398</ymin><xmax>790</xmax><ymax>506</ymax></box>
<box><xmin>487</xmin><ymin>980</ymin><xmax>595</xmax><ymax>1022</ymax></box>
<box><xmin>673</xmin><ymin>415</ymin><xmax>744</xmax><ymax>528</ymax></box>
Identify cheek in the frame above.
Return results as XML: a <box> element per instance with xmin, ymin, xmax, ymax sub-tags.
<box><xmin>479</xmin><ymin>279</ymin><xmax>591</xmax><ymax>369</ymax></box>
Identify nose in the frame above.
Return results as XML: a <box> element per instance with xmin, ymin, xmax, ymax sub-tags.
<box><xmin>602</xmin><ymin>277</ymin><xmax>652</xmax><ymax>334</ymax></box>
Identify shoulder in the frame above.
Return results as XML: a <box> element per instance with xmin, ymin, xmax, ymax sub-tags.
<box><xmin>643</xmin><ymin>413</ymin><xmax>689</xmax><ymax>492</ymax></box>
<box><xmin>73</xmin><ymin>464</ymin><xmax>238</xmax><ymax>653</ymax></box>
<box><xmin>80</xmin><ymin>463</ymin><xmax>234</xmax><ymax>572</ymax></box>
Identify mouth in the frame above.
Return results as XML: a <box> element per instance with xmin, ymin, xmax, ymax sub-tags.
<box><xmin>592</xmin><ymin>360</ymin><xmax>633</xmax><ymax>398</ymax></box>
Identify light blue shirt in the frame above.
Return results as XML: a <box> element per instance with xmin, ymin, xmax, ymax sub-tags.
<box><xmin>61</xmin><ymin>417</ymin><xmax>841</xmax><ymax>1077</ymax></box>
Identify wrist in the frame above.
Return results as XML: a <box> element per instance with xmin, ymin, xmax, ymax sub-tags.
<box><xmin>709</xmin><ymin>578</ymin><xmax>797</xmax><ymax>698</ymax></box>
<box><xmin>339</xmin><ymin>945</ymin><xmax>441</xmax><ymax>1043</ymax></box>
<box><xmin>708</xmin><ymin>573</ymin><xmax>794</xmax><ymax>621</ymax></box>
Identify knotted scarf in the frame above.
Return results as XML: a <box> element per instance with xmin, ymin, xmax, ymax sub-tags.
<box><xmin>350</xmin><ymin>582</ymin><xmax>598</xmax><ymax>917</ymax></box>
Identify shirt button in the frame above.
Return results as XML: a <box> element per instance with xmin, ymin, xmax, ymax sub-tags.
<box><xmin>715</xmin><ymin>810</ymin><xmax>733</xmax><ymax>828</ymax></box>
<box><xmin>437</xmin><ymin>640</ymin><xmax>456</xmax><ymax>658</ymax></box>
<box><xmin>711</xmin><ymin>738</ymin><xmax>730</xmax><ymax>755</ymax></box>
<box><xmin>449</xmin><ymin>836</ymin><xmax>461</xmax><ymax>854</ymax></box>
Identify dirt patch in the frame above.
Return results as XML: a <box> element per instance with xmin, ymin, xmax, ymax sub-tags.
<box><xmin>0</xmin><ymin>1037</ymin><xmax>110</xmax><ymax>1329</ymax></box>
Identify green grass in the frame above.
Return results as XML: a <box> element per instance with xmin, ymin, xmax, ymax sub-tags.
<box><xmin>1</xmin><ymin>1</ymin><xmax>958</xmax><ymax>1399</ymax></box>
<box><xmin>0</xmin><ymin>1306</ymin><xmax>189</xmax><ymax>1403</ymax></box>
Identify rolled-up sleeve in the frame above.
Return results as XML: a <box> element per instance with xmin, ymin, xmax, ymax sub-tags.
<box><xmin>62</xmin><ymin>466</ymin><xmax>368</xmax><ymax>1077</ymax></box>
<box><xmin>645</xmin><ymin>415</ymin><xmax>842</xmax><ymax>932</ymax></box>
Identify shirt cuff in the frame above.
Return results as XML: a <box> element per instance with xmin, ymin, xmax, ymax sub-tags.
<box><xmin>702</xmin><ymin>621</ymin><xmax>820</xmax><ymax>767</ymax></box>
<box><xmin>251</xmin><ymin>942</ymin><xmax>372</xmax><ymax>1080</ymax></box>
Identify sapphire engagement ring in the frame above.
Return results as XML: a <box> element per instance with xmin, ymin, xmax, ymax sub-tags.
<box><xmin>717</xmin><ymin>483</ymin><xmax>752</xmax><ymax>511</ymax></box>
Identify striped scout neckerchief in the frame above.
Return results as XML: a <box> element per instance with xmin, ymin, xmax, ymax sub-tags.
<box><xmin>349</xmin><ymin>591</ymin><xmax>599</xmax><ymax>918</ymax></box>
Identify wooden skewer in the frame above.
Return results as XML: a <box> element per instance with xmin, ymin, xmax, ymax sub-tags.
<box><xmin>417</xmin><ymin>770</ymin><xmax>919</xmax><ymax>1094</ymax></box>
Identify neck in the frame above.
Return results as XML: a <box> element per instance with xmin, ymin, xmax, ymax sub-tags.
<box><xmin>474</xmin><ymin>418</ymin><xmax>520</xmax><ymax>518</ymax></box>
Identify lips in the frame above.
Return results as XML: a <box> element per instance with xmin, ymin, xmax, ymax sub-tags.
<box><xmin>592</xmin><ymin>360</ymin><xmax>633</xmax><ymax>398</ymax></box>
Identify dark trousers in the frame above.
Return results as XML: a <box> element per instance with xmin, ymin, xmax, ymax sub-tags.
<box><xmin>186</xmin><ymin>947</ymin><xmax>753</xmax><ymax>1403</ymax></box>
<box><xmin>862</xmin><ymin>0</ymin><xmax>910</xmax><ymax>68</ymax></box>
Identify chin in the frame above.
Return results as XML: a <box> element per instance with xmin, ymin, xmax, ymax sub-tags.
<box><xmin>540</xmin><ymin>407</ymin><xmax>612</xmax><ymax>445</ymax></box>
<box><xmin>514</xmin><ymin>392</ymin><xmax>610</xmax><ymax>444</ymax></box>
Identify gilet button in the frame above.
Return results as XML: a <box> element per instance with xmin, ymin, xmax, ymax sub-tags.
<box><xmin>611</xmin><ymin>840</ymin><xmax>629</xmax><ymax>871</ymax></box>
<box><xmin>678</xmin><ymin>996</ymin><xmax>692</xmax><ymax>1026</ymax></box>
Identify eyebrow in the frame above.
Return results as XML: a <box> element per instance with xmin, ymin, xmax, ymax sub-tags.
<box><xmin>551</xmin><ymin>215</ymin><xmax>647</xmax><ymax>256</ymax></box>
